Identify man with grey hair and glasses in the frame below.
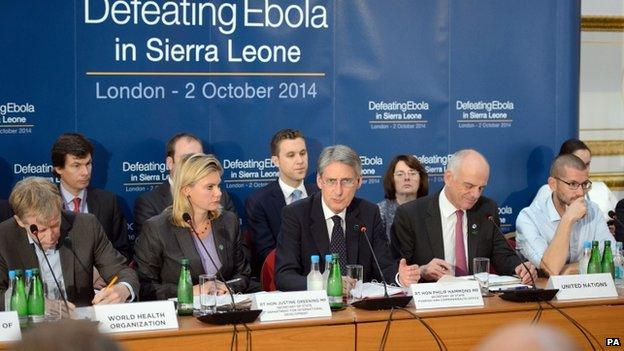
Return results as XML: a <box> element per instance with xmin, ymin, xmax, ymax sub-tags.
<box><xmin>275</xmin><ymin>145</ymin><xmax>420</xmax><ymax>291</ymax></box>
<box><xmin>392</xmin><ymin>149</ymin><xmax>536</xmax><ymax>283</ymax></box>
<box><xmin>516</xmin><ymin>154</ymin><xmax>616</xmax><ymax>276</ymax></box>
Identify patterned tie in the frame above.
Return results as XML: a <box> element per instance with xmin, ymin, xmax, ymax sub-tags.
<box><xmin>290</xmin><ymin>189</ymin><xmax>302</xmax><ymax>203</ymax></box>
<box><xmin>72</xmin><ymin>197</ymin><xmax>81</xmax><ymax>214</ymax></box>
<box><xmin>454</xmin><ymin>210</ymin><xmax>468</xmax><ymax>276</ymax></box>
<box><xmin>329</xmin><ymin>215</ymin><xmax>347</xmax><ymax>272</ymax></box>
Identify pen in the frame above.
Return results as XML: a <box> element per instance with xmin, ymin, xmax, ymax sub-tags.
<box><xmin>105</xmin><ymin>275</ymin><xmax>119</xmax><ymax>291</ymax></box>
<box><xmin>225</xmin><ymin>277</ymin><xmax>242</xmax><ymax>285</ymax></box>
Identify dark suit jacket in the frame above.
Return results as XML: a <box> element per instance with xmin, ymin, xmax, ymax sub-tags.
<box><xmin>0</xmin><ymin>211</ymin><xmax>139</xmax><ymax>309</ymax></box>
<box><xmin>391</xmin><ymin>190</ymin><xmax>520</xmax><ymax>279</ymax></box>
<box><xmin>84</xmin><ymin>187</ymin><xmax>131</xmax><ymax>260</ymax></box>
<box><xmin>275</xmin><ymin>192</ymin><xmax>396</xmax><ymax>291</ymax></box>
<box><xmin>245</xmin><ymin>180</ymin><xmax>318</xmax><ymax>274</ymax></box>
<box><xmin>616</xmin><ymin>199</ymin><xmax>624</xmax><ymax>242</ymax></box>
<box><xmin>134</xmin><ymin>208</ymin><xmax>250</xmax><ymax>301</ymax></box>
<box><xmin>133</xmin><ymin>182</ymin><xmax>237</xmax><ymax>237</ymax></box>
<box><xmin>0</xmin><ymin>199</ymin><xmax>12</xmax><ymax>222</ymax></box>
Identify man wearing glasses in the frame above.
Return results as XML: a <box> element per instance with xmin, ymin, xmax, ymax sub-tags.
<box><xmin>275</xmin><ymin>145</ymin><xmax>421</xmax><ymax>291</ymax></box>
<box><xmin>516</xmin><ymin>154</ymin><xmax>616</xmax><ymax>276</ymax></box>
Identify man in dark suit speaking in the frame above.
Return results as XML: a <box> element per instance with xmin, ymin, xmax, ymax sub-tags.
<box><xmin>275</xmin><ymin>145</ymin><xmax>420</xmax><ymax>291</ymax></box>
<box><xmin>392</xmin><ymin>149</ymin><xmax>536</xmax><ymax>283</ymax></box>
<box><xmin>133</xmin><ymin>133</ymin><xmax>237</xmax><ymax>237</ymax></box>
<box><xmin>0</xmin><ymin>177</ymin><xmax>138</xmax><ymax>309</ymax></box>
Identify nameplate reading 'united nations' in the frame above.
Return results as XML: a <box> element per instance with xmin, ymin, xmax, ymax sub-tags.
<box><xmin>0</xmin><ymin>311</ymin><xmax>21</xmax><ymax>342</ymax></box>
<box><xmin>411</xmin><ymin>281</ymin><xmax>484</xmax><ymax>309</ymax></box>
<box><xmin>94</xmin><ymin>301</ymin><xmax>178</xmax><ymax>333</ymax></box>
<box><xmin>546</xmin><ymin>273</ymin><xmax>618</xmax><ymax>301</ymax></box>
<box><xmin>251</xmin><ymin>290</ymin><xmax>331</xmax><ymax>322</ymax></box>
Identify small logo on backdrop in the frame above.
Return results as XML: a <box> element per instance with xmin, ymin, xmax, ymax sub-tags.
<box><xmin>367</xmin><ymin>100</ymin><xmax>430</xmax><ymax>130</ymax></box>
<box><xmin>121</xmin><ymin>160</ymin><xmax>167</xmax><ymax>193</ymax></box>
<box><xmin>455</xmin><ymin>99</ymin><xmax>515</xmax><ymax>129</ymax></box>
<box><xmin>221</xmin><ymin>158</ymin><xmax>277</xmax><ymax>190</ymax></box>
<box><xmin>359</xmin><ymin>155</ymin><xmax>383</xmax><ymax>186</ymax></box>
<box><xmin>0</xmin><ymin>101</ymin><xmax>36</xmax><ymax>135</ymax></box>
<box><xmin>606</xmin><ymin>337</ymin><xmax>621</xmax><ymax>347</ymax></box>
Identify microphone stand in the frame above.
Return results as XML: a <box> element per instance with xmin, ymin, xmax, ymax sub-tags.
<box><xmin>183</xmin><ymin>213</ymin><xmax>261</xmax><ymax>325</ymax></box>
<box><xmin>30</xmin><ymin>224</ymin><xmax>72</xmax><ymax>318</ymax></box>
<box><xmin>486</xmin><ymin>216</ymin><xmax>558</xmax><ymax>302</ymax></box>
<box><xmin>350</xmin><ymin>225</ymin><xmax>412</xmax><ymax>310</ymax></box>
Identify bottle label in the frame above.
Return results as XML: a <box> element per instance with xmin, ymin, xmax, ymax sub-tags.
<box><xmin>328</xmin><ymin>295</ymin><xmax>342</xmax><ymax>305</ymax></box>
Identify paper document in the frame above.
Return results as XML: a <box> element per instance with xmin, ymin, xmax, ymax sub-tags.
<box><xmin>355</xmin><ymin>282</ymin><xmax>408</xmax><ymax>299</ymax></box>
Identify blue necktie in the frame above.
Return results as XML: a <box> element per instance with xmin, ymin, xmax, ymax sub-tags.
<box><xmin>290</xmin><ymin>189</ymin><xmax>302</xmax><ymax>203</ymax></box>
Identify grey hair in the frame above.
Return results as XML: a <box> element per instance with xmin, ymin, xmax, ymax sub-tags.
<box><xmin>317</xmin><ymin>145</ymin><xmax>362</xmax><ymax>177</ymax></box>
<box><xmin>447</xmin><ymin>149</ymin><xmax>489</xmax><ymax>174</ymax></box>
<box><xmin>550</xmin><ymin>154</ymin><xmax>586</xmax><ymax>178</ymax></box>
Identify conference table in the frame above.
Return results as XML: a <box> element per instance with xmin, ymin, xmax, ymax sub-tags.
<box><xmin>2</xmin><ymin>290</ymin><xmax>623</xmax><ymax>350</ymax></box>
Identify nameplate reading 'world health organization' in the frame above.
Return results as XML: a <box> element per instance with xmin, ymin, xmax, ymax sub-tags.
<box><xmin>546</xmin><ymin>273</ymin><xmax>618</xmax><ymax>301</ymax></box>
<box><xmin>94</xmin><ymin>301</ymin><xmax>178</xmax><ymax>333</ymax></box>
<box><xmin>411</xmin><ymin>281</ymin><xmax>484</xmax><ymax>309</ymax></box>
<box><xmin>0</xmin><ymin>311</ymin><xmax>21</xmax><ymax>342</ymax></box>
<box><xmin>251</xmin><ymin>290</ymin><xmax>331</xmax><ymax>322</ymax></box>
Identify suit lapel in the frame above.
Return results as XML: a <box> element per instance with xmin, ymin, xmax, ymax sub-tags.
<box><xmin>345</xmin><ymin>201</ymin><xmax>360</xmax><ymax>264</ymax></box>
<box><xmin>12</xmin><ymin>225</ymin><xmax>39</xmax><ymax>269</ymax></box>
<box><xmin>425</xmin><ymin>194</ymin><xmax>445</xmax><ymax>259</ymax></box>
<box><xmin>270</xmin><ymin>180</ymin><xmax>287</xmax><ymax>215</ymax></box>
<box><xmin>466</xmin><ymin>209</ymin><xmax>480</xmax><ymax>273</ymax></box>
<box><xmin>159</xmin><ymin>182</ymin><xmax>173</xmax><ymax>208</ymax></box>
<box><xmin>85</xmin><ymin>188</ymin><xmax>102</xmax><ymax>219</ymax></box>
<box><xmin>58</xmin><ymin>214</ymin><xmax>75</xmax><ymax>296</ymax></box>
<box><xmin>211</xmin><ymin>218</ymin><xmax>229</xmax><ymax>274</ymax></box>
<box><xmin>310</xmin><ymin>194</ymin><xmax>330</xmax><ymax>256</ymax></box>
<box><xmin>173</xmin><ymin>225</ymin><xmax>204</xmax><ymax>278</ymax></box>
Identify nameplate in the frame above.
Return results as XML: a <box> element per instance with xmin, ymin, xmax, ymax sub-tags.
<box><xmin>251</xmin><ymin>290</ymin><xmax>331</xmax><ymax>322</ymax></box>
<box><xmin>0</xmin><ymin>311</ymin><xmax>21</xmax><ymax>342</ymax></box>
<box><xmin>94</xmin><ymin>301</ymin><xmax>179</xmax><ymax>334</ymax></box>
<box><xmin>411</xmin><ymin>281</ymin><xmax>484</xmax><ymax>309</ymax></box>
<box><xmin>546</xmin><ymin>273</ymin><xmax>618</xmax><ymax>301</ymax></box>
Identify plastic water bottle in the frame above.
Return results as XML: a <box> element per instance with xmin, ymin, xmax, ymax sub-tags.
<box><xmin>578</xmin><ymin>241</ymin><xmax>591</xmax><ymax>275</ymax></box>
<box><xmin>322</xmin><ymin>254</ymin><xmax>332</xmax><ymax>290</ymax></box>
<box><xmin>4</xmin><ymin>270</ymin><xmax>16</xmax><ymax>312</ymax></box>
<box><xmin>613</xmin><ymin>242</ymin><xmax>623</xmax><ymax>283</ymax></box>
<box><xmin>306</xmin><ymin>255</ymin><xmax>324</xmax><ymax>291</ymax></box>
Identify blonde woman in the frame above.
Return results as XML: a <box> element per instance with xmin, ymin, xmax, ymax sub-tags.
<box><xmin>135</xmin><ymin>153</ymin><xmax>249</xmax><ymax>300</ymax></box>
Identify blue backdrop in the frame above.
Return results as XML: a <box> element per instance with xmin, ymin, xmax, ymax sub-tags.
<box><xmin>0</xmin><ymin>1</ymin><xmax>580</xmax><ymax>237</ymax></box>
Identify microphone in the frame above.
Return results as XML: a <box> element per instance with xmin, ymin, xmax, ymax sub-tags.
<box><xmin>63</xmin><ymin>236</ymin><xmax>107</xmax><ymax>287</ymax></box>
<box><xmin>486</xmin><ymin>215</ymin><xmax>558</xmax><ymax>302</ymax></box>
<box><xmin>608</xmin><ymin>210</ymin><xmax>624</xmax><ymax>229</ymax></box>
<box><xmin>182</xmin><ymin>212</ymin><xmax>261</xmax><ymax>325</ymax></box>
<box><xmin>30</xmin><ymin>224</ymin><xmax>72</xmax><ymax>316</ymax></box>
<box><xmin>349</xmin><ymin>224</ymin><xmax>412</xmax><ymax>310</ymax></box>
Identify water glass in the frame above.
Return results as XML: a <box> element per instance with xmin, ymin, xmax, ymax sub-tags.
<box><xmin>199</xmin><ymin>274</ymin><xmax>217</xmax><ymax>314</ymax></box>
<box><xmin>473</xmin><ymin>257</ymin><xmax>490</xmax><ymax>296</ymax></box>
<box><xmin>345</xmin><ymin>264</ymin><xmax>364</xmax><ymax>304</ymax></box>
<box><xmin>44</xmin><ymin>281</ymin><xmax>68</xmax><ymax>321</ymax></box>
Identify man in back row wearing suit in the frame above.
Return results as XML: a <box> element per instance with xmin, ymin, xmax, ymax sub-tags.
<box><xmin>51</xmin><ymin>133</ymin><xmax>131</xmax><ymax>260</ymax></box>
<box><xmin>0</xmin><ymin>177</ymin><xmax>138</xmax><ymax>310</ymax></box>
<box><xmin>245</xmin><ymin>128</ymin><xmax>318</xmax><ymax>275</ymax></box>
<box><xmin>275</xmin><ymin>145</ymin><xmax>420</xmax><ymax>291</ymax></box>
<box><xmin>392</xmin><ymin>149</ymin><xmax>537</xmax><ymax>283</ymax></box>
<box><xmin>133</xmin><ymin>132</ymin><xmax>237</xmax><ymax>237</ymax></box>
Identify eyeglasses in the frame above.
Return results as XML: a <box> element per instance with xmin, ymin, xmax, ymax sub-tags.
<box><xmin>320</xmin><ymin>178</ymin><xmax>357</xmax><ymax>188</ymax></box>
<box><xmin>554</xmin><ymin>177</ymin><xmax>592</xmax><ymax>191</ymax></box>
<box><xmin>394</xmin><ymin>170</ymin><xmax>419</xmax><ymax>178</ymax></box>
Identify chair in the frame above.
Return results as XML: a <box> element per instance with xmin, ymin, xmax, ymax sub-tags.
<box><xmin>260</xmin><ymin>249</ymin><xmax>277</xmax><ymax>291</ymax></box>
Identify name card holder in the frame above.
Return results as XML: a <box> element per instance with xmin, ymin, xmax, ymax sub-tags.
<box><xmin>0</xmin><ymin>311</ymin><xmax>21</xmax><ymax>342</ymax></box>
<box><xmin>411</xmin><ymin>281</ymin><xmax>484</xmax><ymax>309</ymax></box>
<box><xmin>251</xmin><ymin>290</ymin><xmax>331</xmax><ymax>322</ymax></box>
<box><xmin>546</xmin><ymin>273</ymin><xmax>618</xmax><ymax>301</ymax></box>
<box><xmin>94</xmin><ymin>301</ymin><xmax>179</xmax><ymax>333</ymax></box>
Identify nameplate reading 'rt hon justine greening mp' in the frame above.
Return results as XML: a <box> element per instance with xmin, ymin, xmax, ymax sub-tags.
<box><xmin>94</xmin><ymin>300</ymin><xmax>179</xmax><ymax>333</ymax></box>
<box><xmin>251</xmin><ymin>290</ymin><xmax>331</xmax><ymax>322</ymax></box>
<box><xmin>547</xmin><ymin>273</ymin><xmax>618</xmax><ymax>301</ymax></box>
<box><xmin>411</xmin><ymin>281</ymin><xmax>484</xmax><ymax>309</ymax></box>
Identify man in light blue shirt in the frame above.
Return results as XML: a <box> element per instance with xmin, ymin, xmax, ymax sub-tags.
<box><xmin>516</xmin><ymin>154</ymin><xmax>616</xmax><ymax>275</ymax></box>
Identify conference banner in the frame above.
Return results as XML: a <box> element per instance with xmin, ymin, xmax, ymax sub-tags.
<box><xmin>0</xmin><ymin>1</ymin><xmax>580</xmax><ymax>238</ymax></box>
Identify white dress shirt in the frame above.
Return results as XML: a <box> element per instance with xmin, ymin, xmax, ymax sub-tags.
<box><xmin>279</xmin><ymin>178</ymin><xmax>308</xmax><ymax>205</ymax></box>
<box><xmin>439</xmin><ymin>188</ymin><xmax>468</xmax><ymax>273</ymax></box>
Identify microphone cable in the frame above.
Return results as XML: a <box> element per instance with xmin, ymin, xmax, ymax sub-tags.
<box><xmin>397</xmin><ymin>307</ymin><xmax>447</xmax><ymax>351</ymax></box>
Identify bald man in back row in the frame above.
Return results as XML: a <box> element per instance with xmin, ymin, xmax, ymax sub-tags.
<box><xmin>391</xmin><ymin>149</ymin><xmax>536</xmax><ymax>283</ymax></box>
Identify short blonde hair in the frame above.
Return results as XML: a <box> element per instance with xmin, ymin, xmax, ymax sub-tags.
<box><xmin>171</xmin><ymin>153</ymin><xmax>223</xmax><ymax>227</ymax></box>
<box><xmin>9</xmin><ymin>177</ymin><xmax>62</xmax><ymax>225</ymax></box>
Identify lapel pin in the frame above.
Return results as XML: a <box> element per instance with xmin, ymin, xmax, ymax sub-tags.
<box><xmin>470</xmin><ymin>224</ymin><xmax>478</xmax><ymax>235</ymax></box>
<box><xmin>218</xmin><ymin>244</ymin><xmax>224</xmax><ymax>251</ymax></box>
